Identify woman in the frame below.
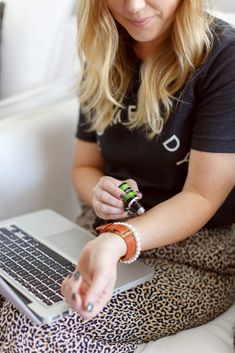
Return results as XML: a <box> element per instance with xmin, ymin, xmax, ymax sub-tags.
<box><xmin>0</xmin><ymin>0</ymin><xmax>235</xmax><ymax>352</ymax></box>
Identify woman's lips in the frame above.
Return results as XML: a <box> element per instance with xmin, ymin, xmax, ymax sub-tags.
<box><xmin>127</xmin><ymin>16</ymin><xmax>155</xmax><ymax>27</ymax></box>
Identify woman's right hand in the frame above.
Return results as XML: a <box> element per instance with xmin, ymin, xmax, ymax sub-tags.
<box><xmin>92</xmin><ymin>176</ymin><xmax>139</xmax><ymax>220</ymax></box>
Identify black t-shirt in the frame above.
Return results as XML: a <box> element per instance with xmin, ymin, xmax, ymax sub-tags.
<box><xmin>76</xmin><ymin>19</ymin><xmax>235</xmax><ymax>228</ymax></box>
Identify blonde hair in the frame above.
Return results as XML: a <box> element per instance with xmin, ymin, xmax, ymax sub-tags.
<box><xmin>77</xmin><ymin>0</ymin><xmax>214</xmax><ymax>138</ymax></box>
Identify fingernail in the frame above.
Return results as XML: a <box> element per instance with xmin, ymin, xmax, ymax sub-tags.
<box><xmin>72</xmin><ymin>293</ymin><xmax>77</xmax><ymax>301</ymax></box>
<box><xmin>86</xmin><ymin>303</ymin><xmax>93</xmax><ymax>313</ymax></box>
<box><xmin>137</xmin><ymin>191</ymin><xmax>143</xmax><ymax>198</ymax></box>
<box><xmin>82</xmin><ymin>317</ymin><xmax>90</xmax><ymax>323</ymax></box>
<box><xmin>120</xmin><ymin>194</ymin><xmax>126</xmax><ymax>201</ymax></box>
<box><xmin>127</xmin><ymin>210</ymin><xmax>134</xmax><ymax>217</ymax></box>
<box><xmin>73</xmin><ymin>271</ymin><xmax>80</xmax><ymax>281</ymax></box>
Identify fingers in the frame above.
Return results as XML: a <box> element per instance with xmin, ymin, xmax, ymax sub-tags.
<box><xmin>92</xmin><ymin>198</ymin><xmax>127</xmax><ymax>219</ymax></box>
<box><xmin>61</xmin><ymin>270</ymin><xmax>115</xmax><ymax>320</ymax></box>
<box><xmin>61</xmin><ymin>271</ymin><xmax>83</xmax><ymax>312</ymax></box>
<box><xmin>92</xmin><ymin>176</ymin><xmax>143</xmax><ymax>220</ymax></box>
<box><xmin>82</xmin><ymin>271</ymin><xmax>116</xmax><ymax>320</ymax></box>
<box><xmin>125</xmin><ymin>178</ymin><xmax>139</xmax><ymax>192</ymax></box>
<box><xmin>92</xmin><ymin>176</ymin><xmax>126</xmax><ymax>219</ymax></box>
<box><xmin>95</xmin><ymin>190</ymin><xmax>124</xmax><ymax>209</ymax></box>
<box><xmin>99</xmin><ymin>177</ymin><xmax>123</xmax><ymax>198</ymax></box>
<box><xmin>137</xmin><ymin>191</ymin><xmax>143</xmax><ymax>199</ymax></box>
<box><xmin>124</xmin><ymin>179</ymin><xmax>143</xmax><ymax>198</ymax></box>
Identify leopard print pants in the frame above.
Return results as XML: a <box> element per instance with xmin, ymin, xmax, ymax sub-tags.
<box><xmin>0</xmin><ymin>207</ymin><xmax>234</xmax><ymax>353</ymax></box>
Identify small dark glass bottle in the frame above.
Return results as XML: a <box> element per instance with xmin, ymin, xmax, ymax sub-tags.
<box><xmin>119</xmin><ymin>182</ymin><xmax>145</xmax><ymax>216</ymax></box>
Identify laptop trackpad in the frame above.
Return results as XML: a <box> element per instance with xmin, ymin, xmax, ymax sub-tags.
<box><xmin>46</xmin><ymin>227</ymin><xmax>154</xmax><ymax>294</ymax></box>
<box><xmin>46</xmin><ymin>228</ymin><xmax>94</xmax><ymax>262</ymax></box>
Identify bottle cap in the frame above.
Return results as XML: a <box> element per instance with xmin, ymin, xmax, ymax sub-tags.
<box><xmin>136</xmin><ymin>207</ymin><xmax>145</xmax><ymax>215</ymax></box>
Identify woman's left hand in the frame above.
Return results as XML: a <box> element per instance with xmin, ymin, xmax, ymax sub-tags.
<box><xmin>61</xmin><ymin>233</ymin><xmax>126</xmax><ymax>320</ymax></box>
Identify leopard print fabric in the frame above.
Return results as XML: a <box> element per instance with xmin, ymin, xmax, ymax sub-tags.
<box><xmin>0</xmin><ymin>207</ymin><xmax>234</xmax><ymax>353</ymax></box>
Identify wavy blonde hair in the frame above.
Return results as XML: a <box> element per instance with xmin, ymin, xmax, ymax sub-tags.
<box><xmin>77</xmin><ymin>0</ymin><xmax>214</xmax><ymax>138</ymax></box>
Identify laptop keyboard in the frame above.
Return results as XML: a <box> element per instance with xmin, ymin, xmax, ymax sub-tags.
<box><xmin>0</xmin><ymin>225</ymin><xmax>76</xmax><ymax>306</ymax></box>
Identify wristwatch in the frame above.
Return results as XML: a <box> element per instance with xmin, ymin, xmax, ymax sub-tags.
<box><xmin>96</xmin><ymin>223</ymin><xmax>136</xmax><ymax>262</ymax></box>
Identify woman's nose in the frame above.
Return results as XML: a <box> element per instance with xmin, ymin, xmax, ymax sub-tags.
<box><xmin>124</xmin><ymin>0</ymin><xmax>146</xmax><ymax>13</ymax></box>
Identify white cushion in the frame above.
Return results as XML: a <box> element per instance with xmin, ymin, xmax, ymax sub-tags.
<box><xmin>0</xmin><ymin>0</ymin><xmax>77</xmax><ymax>98</ymax></box>
<box><xmin>214</xmin><ymin>0</ymin><xmax>235</xmax><ymax>13</ymax></box>
<box><xmin>0</xmin><ymin>75</ymin><xmax>78</xmax><ymax>119</ymax></box>
<box><xmin>136</xmin><ymin>303</ymin><xmax>235</xmax><ymax>353</ymax></box>
<box><xmin>0</xmin><ymin>98</ymin><xmax>79</xmax><ymax>221</ymax></box>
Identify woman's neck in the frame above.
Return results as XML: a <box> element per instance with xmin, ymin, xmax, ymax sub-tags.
<box><xmin>135</xmin><ymin>31</ymin><xmax>171</xmax><ymax>60</ymax></box>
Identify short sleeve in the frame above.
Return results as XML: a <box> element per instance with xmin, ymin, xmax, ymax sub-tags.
<box><xmin>76</xmin><ymin>110</ymin><xmax>97</xmax><ymax>142</ymax></box>
<box><xmin>191</xmin><ymin>38</ymin><xmax>235</xmax><ymax>153</ymax></box>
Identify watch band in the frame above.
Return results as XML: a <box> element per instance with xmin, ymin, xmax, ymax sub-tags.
<box><xmin>96</xmin><ymin>223</ymin><xmax>137</xmax><ymax>262</ymax></box>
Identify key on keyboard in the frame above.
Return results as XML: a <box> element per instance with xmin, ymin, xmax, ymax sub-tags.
<box><xmin>0</xmin><ymin>225</ymin><xmax>76</xmax><ymax>306</ymax></box>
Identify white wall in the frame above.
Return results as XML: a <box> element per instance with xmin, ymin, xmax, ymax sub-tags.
<box><xmin>214</xmin><ymin>0</ymin><xmax>235</xmax><ymax>12</ymax></box>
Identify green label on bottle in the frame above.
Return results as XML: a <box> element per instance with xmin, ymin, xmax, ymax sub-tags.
<box><xmin>119</xmin><ymin>182</ymin><xmax>137</xmax><ymax>202</ymax></box>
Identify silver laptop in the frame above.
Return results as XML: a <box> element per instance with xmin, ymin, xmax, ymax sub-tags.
<box><xmin>0</xmin><ymin>209</ymin><xmax>154</xmax><ymax>325</ymax></box>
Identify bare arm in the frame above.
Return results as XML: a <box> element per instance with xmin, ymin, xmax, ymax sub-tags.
<box><xmin>72</xmin><ymin>139</ymin><xmax>104</xmax><ymax>206</ymax></box>
<box><xmin>72</xmin><ymin>139</ymin><xmax>128</xmax><ymax>217</ymax></box>
<box><xmin>128</xmin><ymin>149</ymin><xmax>235</xmax><ymax>250</ymax></box>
